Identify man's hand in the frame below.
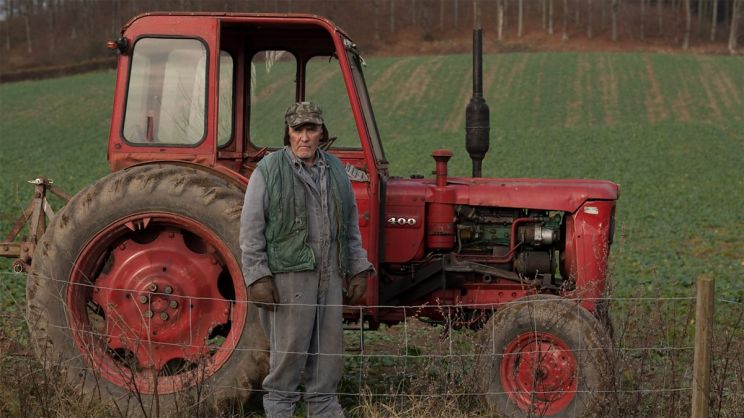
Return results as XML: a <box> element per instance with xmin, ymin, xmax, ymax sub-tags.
<box><xmin>249</xmin><ymin>276</ymin><xmax>279</xmax><ymax>311</ymax></box>
<box><xmin>347</xmin><ymin>271</ymin><xmax>371</xmax><ymax>305</ymax></box>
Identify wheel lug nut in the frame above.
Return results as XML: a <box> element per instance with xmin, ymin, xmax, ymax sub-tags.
<box><xmin>148</xmin><ymin>283</ymin><xmax>158</xmax><ymax>292</ymax></box>
<box><xmin>144</xmin><ymin>310</ymin><xmax>154</xmax><ymax>318</ymax></box>
<box><xmin>160</xmin><ymin>312</ymin><xmax>169</xmax><ymax>321</ymax></box>
<box><xmin>164</xmin><ymin>285</ymin><xmax>173</xmax><ymax>294</ymax></box>
<box><xmin>139</xmin><ymin>295</ymin><xmax>149</xmax><ymax>304</ymax></box>
<box><xmin>169</xmin><ymin>300</ymin><xmax>179</xmax><ymax>309</ymax></box>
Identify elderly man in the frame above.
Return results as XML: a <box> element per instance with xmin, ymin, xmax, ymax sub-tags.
<box><xmin>239</xmin><ymin>101</ymin><xmax>373</xmax><ymax>418</ymax></box>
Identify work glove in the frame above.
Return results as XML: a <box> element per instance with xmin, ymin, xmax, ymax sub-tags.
<box><xmin>249</xmin><ymin>276</ymin><xmax>279</xmax><ymax>311</ymax></box>
<box><xmin>346</xmin><ymin>270</ymin><xmax>371</xmax><ymax>305</ymax></box>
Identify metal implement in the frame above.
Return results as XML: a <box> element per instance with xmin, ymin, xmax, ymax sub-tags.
<box><xmin>0</xmin><ymin>177</ymin><xmax>70</xmax><ymax>272</ymax></box>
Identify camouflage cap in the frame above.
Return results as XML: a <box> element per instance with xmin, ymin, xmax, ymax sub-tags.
<box><xmin>285</xmin><ymin>101</ymin><xmax>324</xmax><ymax>128</ymax></box>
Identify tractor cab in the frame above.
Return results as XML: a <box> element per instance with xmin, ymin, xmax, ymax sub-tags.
<box><xmin>108</xmin><ymin>13</ymin><xmax>387</xmax><ymax>180</ymax></box>
<box><xmin>107</xmin><ymin>13</ymin><xmax>387</xmax><ymax>294</ymax></box>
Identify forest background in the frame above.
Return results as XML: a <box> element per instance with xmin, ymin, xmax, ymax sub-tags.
<box><xmin>1</xmin><ymin>0</ymin><xmax>743</xmax><ymax>81</ymax></box>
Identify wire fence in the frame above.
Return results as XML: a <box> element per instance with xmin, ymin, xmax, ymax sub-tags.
<box><xmin>0</xmin><ymin>269</ymin><xmax>742</xmax><ymax>417</ymax></box>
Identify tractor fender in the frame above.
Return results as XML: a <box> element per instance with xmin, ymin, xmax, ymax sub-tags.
<box><xmin>122</xmin><ymin>160</ymin><xmax>249</xmax><ymax>191</ymax></box>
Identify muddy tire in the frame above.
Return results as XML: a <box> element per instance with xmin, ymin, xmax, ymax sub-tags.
<box><xmin>27</xmin><ymin>164</ymin><xmax>268</xmax><ymax>416</ymax></box>
<box><xmin>478</xmin><ymin>295</ymin><xmax>612</xmax><ymax>418</ymax></box>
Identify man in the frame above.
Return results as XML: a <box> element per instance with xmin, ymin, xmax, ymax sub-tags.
<box><xmin>239</xmin><ymin>101</ymin><xmax>373</xmax><ymax>418</ymax></box>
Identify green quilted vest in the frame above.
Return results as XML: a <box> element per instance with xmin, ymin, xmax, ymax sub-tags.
<box><xmin>257</xmin><ymin>149</ymin><xmax>352</xmax><ymax>275</ymax></box>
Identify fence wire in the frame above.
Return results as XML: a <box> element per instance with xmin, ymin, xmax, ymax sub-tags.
<box><xmin>0</xmin><ymin>269</ymin><xmax>742</xmax><ymax>417</ymax></box>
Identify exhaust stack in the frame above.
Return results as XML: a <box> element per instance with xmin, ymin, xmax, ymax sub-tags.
<box><xmin>465</xmin><ymin>28</ymin><xmax>490</xmax><ymax>178</ymax></box>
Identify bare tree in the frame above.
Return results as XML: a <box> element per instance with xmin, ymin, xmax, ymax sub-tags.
<box><xmin>390</xmin><ymin>0</ymin><xmax>395</xmax><ymax>34</ymax></box>
<box><xmin>602</xmin><ymin>0</ymin><xmax>607</xmax><ymax>30</ymax></box>
<box><xmin>542</xmin><ymin>0</ymin><xmax>547</xmax><ymax>30</ymax></box>
<box><xmin>473</xmin><ymin>0</ymin><xmax>479</xmax><ymax>28</ymax></box>
<box><xmin>440</xmin><ymin>0</ymin><xmax>445</xmax><ymax>31</ymax></box>
<box><xmin>549</xmin><ymin>0</ymin><xmax>554</xmax><ymax>34</ymax></box>
<box><xmin>562</xmin><ymin>0</ymin><xmax>569</xmax><ymax>40</ymax></box>
<box><xmin>497</xmin><ymin>0</ymin><xmax>505</xmax><ymax>40</ymax></box>
<box><xmin>374</xmin><ymin>0</ymin><xmax>380</xmax><ymax>40</ymax></box>
<box><xmin>587</xmin><ymin>0</ymin><xmax>593</xmax><ymax>38</ymax></box>
<box><xmin>518</xmin><ymin>0</ymin><xmax>524</xmax><ymax>37</ymax></box>
<box><xmin>454</xmin><ymin>0</ymin><xmax>458</xmax><ymax>28</ymax></box>
<box><xmin>611</xmin><ymin>0</ymin><xmax>619</xmax><ymax>41</ymax></box>
<box><xmin>683</xmin><ymin>0</ymin><xmax>691</xmax><ymax>49</ymax></box>
<box><xmin>658</xmin><ymin>0</ymin><xmax>664</xmax><ymax>35</ymax></box>
<box><xmin>711</xmin><ymin>0</ymin><xmax>719</xmax><ymax>40</ymax></box>
<box><xmin>730</xmin><ymin>0</ymin><xmax>741</xmax><ymax>54</ymax></box>
<box><xmin>641</xmin><ymin>0</ymin><xmax>646</xmax><ymax>40</ymax></box>
<box><xmin>3</xmin><ymin>0</ymin><xmax>13</xmax><ymax>51</ymax></box>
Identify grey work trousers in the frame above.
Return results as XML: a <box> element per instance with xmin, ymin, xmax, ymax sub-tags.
<box><xmin>259</xmin><ymin>268</ymin><xmax>345</xmax><ymax>418</ymax></box>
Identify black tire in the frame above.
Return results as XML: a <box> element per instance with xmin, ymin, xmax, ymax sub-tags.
<box><xmin>478</xmin><ymin>295</ymin><xmax>612</xmax><ymax>418</ymax></box>
<box><xmin>27</xmin><ymin>164</ymin><xmax>268</xmax><ymax>416</ymax></box>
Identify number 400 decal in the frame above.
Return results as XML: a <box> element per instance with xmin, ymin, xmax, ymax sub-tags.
<box><xmin>387</xmin><ymin>217</ymin><xmax>417</xmax><ymax>226</ymax></box>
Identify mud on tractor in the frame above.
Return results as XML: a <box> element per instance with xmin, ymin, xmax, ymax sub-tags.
<box><xmin>2</xmin><ymin>12</ymin><xmax>619</xmax><ymax>417</ymax></box>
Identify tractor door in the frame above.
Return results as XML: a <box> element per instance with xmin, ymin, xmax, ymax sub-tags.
<box><xmin>108</xmin><ymin>15</ymin><xmax>221</xmax><ymax>168</ymax></box>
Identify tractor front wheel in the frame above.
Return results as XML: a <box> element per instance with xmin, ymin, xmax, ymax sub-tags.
<box><xmin>27</xmin><ymin>164</ymin><xmax>268</xmax><ymax>415</ymax></box>
<box><xmin>478</xmin><ymin>294</ymin><xmax>612</xmax><ymax>417</ymax></box>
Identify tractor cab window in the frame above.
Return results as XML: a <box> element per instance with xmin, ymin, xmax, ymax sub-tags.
<box><xmin>249</xmin><ymin>50</ymin><xmax>296</xmax><ymax>148</ymax></box>
<box><xmin>218</xmin><ymin>51</ymin><xmax>234</xmax><ymax>147</ymax></box>
<box><xmin>123</xmin><ymin>38</ymin><xmax>208</xmax><ymax>145</ymax></box>
<box><xmin>305</xmin><ymin>56</ymin><xmax>359</xmax><ymax>149</ymax></box>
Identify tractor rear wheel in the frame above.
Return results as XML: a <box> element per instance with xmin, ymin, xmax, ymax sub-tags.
<box><xmin>478</xmin><ymin>294</ymin><xmax>612</xmax><ymax>417</ymax></box>
<box><xmin>27</xmin><ymin>164</ymin><xmax>268</xmax><ymax>416</ymax></box>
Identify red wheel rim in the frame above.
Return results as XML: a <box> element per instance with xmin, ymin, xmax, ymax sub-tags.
<box><xmin>500</xmin><ymin>331</ymin><xmax>578</xmax><ymax>415</ymax></box>
<box><xmin>65</xmin><ymin>213</ymin><xmax>247</xmax><ymax>394</ymax></box>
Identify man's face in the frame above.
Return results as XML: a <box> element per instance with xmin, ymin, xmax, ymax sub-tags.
<box><xmin>288</xmin><ymin>123</ymin><xmax>322</xmax><ymax>164</ymax></box>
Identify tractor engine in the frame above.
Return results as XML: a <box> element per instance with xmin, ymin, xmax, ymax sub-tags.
<box><xmin>454</xmin><ymin>206</ymin><xmax>563</xmax><ymax>280</ymax></box>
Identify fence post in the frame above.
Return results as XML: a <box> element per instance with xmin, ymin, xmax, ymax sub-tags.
<box><xmin>691</xmin><ymin>277</ymin><xmax>714</xmax><ymax>418</ymax></box>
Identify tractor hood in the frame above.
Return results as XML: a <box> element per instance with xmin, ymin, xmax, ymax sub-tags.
<box><xmin>386</xmin><ymin>177</ymin><xmax>619</xmax><ymax>213</ymax></box>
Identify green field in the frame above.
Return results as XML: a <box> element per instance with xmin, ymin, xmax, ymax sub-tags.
<box><xmin>2</xmin><ymin>52</ymin><xmax>742</xmax><ymax>298</ymax></box>
<box><xmin>1</xmin><ymin>51</ymin><xmax>743</xmax><ymax>415</ymax></box>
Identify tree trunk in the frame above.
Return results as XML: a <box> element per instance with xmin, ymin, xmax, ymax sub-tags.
<box><xmin>440</xmin><ymin>0</ymin><xmax>445</xmax><ymax>31</ymax></box>
<box><xmin>611</xmin><ymin>0</ymin><xmax>619</xmax><ymax>41</ymax></box>
<box><xmin>4</xmin><ymin>19</ymin><xmax>10</xmax><ymax>52</ymax></box>
<box><xmin>374</xmin><ymin>0</ymin><xmax>380</xmax><ymax>40</ymax></box>
<box><xmin>390</xmin><ymin>0</ymin><xmax>395</xmax><ymax>34</ymax></box>
<box><xmin>542</xmin><ymin>0</ymin><xmax>547</xmax><ymax>30</ymax></box>
<box><xmin>549</xmin><ymin>0</ymin><xmax>554</xmax><ymax>34</ymax></box>
<box><xmin>710</xmin><ymin>0</ymin><xmax>718</xmax><ymax>40</ymax></box>
<box><xmin>412</xmin><ymin>0</ymin><xmax>416</xmax><ymax>26</ymax></box>
<box><xmin>473</xmin><ymin>0</ymin><xmax>480</xmax><ymax>28</ymax></box>
<box><xmin>587</xmin><ymin>0</ymin><xmax>593</xmax><ymax>38</ymax></box>
<box><xmin>454</xmin><ymin>0</ymin><xmax>458</xmax><ymax>28</ymax></box>
<box><xmin>602</xmin><ymin>0</ymin><xmax>607</xmax><ymax>31</ymax></box>
<box><xmin>658</xmin><ymin>0</ymin><xmax>664</xmax><ymax>36</ymax></box>
<box><xmin>517</xmin><ymin>0</ymin><xmax>524</xmax><ymax>38</ymax></box>
<box><xmin>683</xmin><ymin>0</ymin><xmax>691</xmax><ymax>49</ymax></box>
<box><xmin>641</xmin><ymin>0</ymin><xmax>646</xmax><ymax>40</ymax></box>
<box><xmin>24</xmin><ymin>14</ymin><xmax>32</xmax><ymax>54</ymax></box>
<box><xmin>562</xmin><ymin>0</ymin><xmax>569</xmax><ymax>40</ymax></box>
<box><xmin>498</xmin><ymin>0</ymin><xmax>504</xmax><ymax>40</ymax></box>
<box><xmin>729</xmin><ymin>0</ymin><xmax>741</xmax><ymax>54</ymax></box>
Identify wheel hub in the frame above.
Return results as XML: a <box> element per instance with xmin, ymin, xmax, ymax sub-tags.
<box><xmin>92</xmin><ymin>230</ymin><xmax>230</xmax><ymax>371</ymax></box>
<box><xmin>501</xmin><ymin>331</ymin><xmax>578</xmax><ymax>415</ymax></box>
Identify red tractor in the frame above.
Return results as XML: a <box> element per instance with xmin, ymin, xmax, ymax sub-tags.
<box><xmin>6</xmin><ymin>12</ymin><xmax>618</xmax><ymax>417</ymax></box>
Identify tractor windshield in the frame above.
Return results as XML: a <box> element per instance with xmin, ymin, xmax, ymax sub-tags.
<box><xmin>346</xmin><ymin>45</ymin><xmax>386</xmax><ymax>167</ymax></box>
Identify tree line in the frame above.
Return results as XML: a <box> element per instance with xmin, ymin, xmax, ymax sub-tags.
<box><xmin>1</xmin><ymin>0</ymin><xmax>742</xmax><ymax>77</ymax></box>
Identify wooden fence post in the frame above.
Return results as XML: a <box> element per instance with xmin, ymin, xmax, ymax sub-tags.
<box><xmin>691</xmin><ymin>277</ymin><xmax>714</xmax><ymax>418</ymax></box>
